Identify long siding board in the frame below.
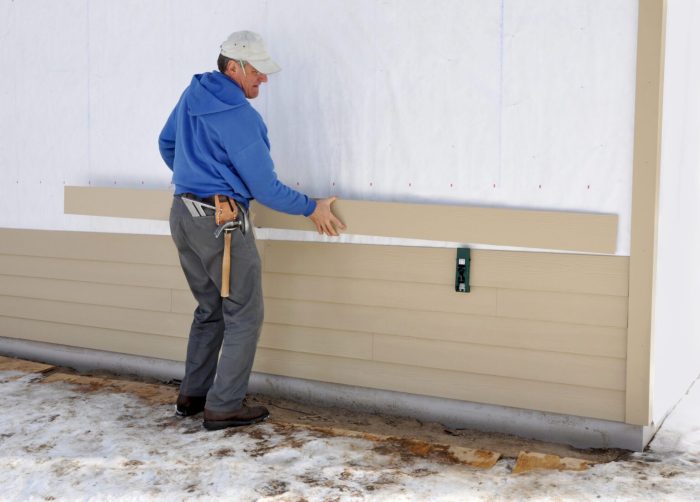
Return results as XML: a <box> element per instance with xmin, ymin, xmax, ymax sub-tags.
<box><xmin>0</xmin><ymin>240</ymin><xmax>629</xmax><ymax>296</ymax></box>
<box><xmin>261</xmin><ymin>299</ymin><xmax>627</xmax><ymax>358</ymax></box>
<box><xmin>0</xmin><ymin>292</ymin><xmax>625</xmax><ymax>385</ymax></box>
<box><xmin>0</xmin><ymin>316</ymin><xmax>189</xmax><ymax>362</ymax></box>
<box><xmin>0</xmin><ymin>229</ymin><xmax>181</xmax><ymax>266</ymax></box>
<box><xmin>0</xmin><ymin>313</ymin><xmax>624</xmax><ymax>422</ymax></box>
<box><xmin>0</xmin><ymin>275</ymin><xmax>174</xmax><ymax>313</ymax></box>
<box><xmin>63</xmin><ymin>186</ymin><xmax>618</xmax><ymax>254</ymax></box>
<box><xmin>263</xmin><ymin>241</ymin><xmax>629</xmax><ymax>296</ymax></box>
<box><xmin>260</xmin><ymin>274</ymin><xmax>628</xmax><ymax>328</ymax></box>
<box><xmin>0</xmin><ymin>254</ymin><xmax>189</xmax><ymax>291</ymax></box>
<box><xmin>0</xmin><ymin>228</ymin><xmax>265</xmax><ymax>272</ymax></box>
<box><xmin>0</xmin><ymin>301</ymin><xmax>621</xmax><ymax>394</ymax></box>
<box><xmin>253</xmin><ymin>349</ymin><xmax>626</xmax><ymax>422</ymax></box>
<box><xmin>253</xmin><ymin>200</ymin><xmax>618</xmax><ymax>254</ymax></box>
<box><xmin>0</xmin><ymin>228</ymin><xmax>628</xmax><ymax>421</ymax></box>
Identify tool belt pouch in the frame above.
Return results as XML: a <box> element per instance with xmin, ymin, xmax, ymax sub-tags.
<box><xmin>214</xmin><ymin>195</ymin><xmax>239</xmax><ymax>226</ymax></box>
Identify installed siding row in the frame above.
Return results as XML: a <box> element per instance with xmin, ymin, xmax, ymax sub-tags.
<box><xmin>0</xmin><ymin>228</ymin><xmax>628</xmax><ymax>421</ymax></box>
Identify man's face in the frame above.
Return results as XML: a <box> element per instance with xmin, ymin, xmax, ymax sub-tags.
<box><xmin>228</xmin><ymin>61</ymin><xmax>268</xmax><ymax>99</ymax></box>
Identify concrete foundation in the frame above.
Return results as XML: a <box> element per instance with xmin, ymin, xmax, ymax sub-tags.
<box><xmin>0</xmin><ymin>336</ymin><xmax>654</xmax><ymax>451</ymax></box>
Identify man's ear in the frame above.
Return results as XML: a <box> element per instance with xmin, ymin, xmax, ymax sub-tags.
<box><xmin>226</xmin><ymin>60</ymin><xmax>237</xmax><ymax>74</ymax></box>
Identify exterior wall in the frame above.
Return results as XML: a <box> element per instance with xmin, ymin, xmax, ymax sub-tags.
<box><xmin>1</xmin><ymin>0</ymin><xmax>675</xmax><ymax>439</ymax></box>
<box><xmin>652</xmin><ymin>0</ymin><xmax>700</xmax><ymax>424</ymax></box>
<box><xmin>0</xmin><ymin>0</ymin><xmax>639</xmax><ymax>255</ymax></box>
<box><xmin>0</xmin><ymin>227</ymin><xmax>628</xmax><ymax>422</ymax></box>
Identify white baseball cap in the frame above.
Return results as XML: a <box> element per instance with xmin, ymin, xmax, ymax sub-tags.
<box><xmin>220</xmin><ymin>31</ymin><xmax>281</xmax><ymax>75</ymax></box>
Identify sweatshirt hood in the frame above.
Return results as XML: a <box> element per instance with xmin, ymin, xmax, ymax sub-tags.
<box><xmin>186</xmin><ymin>71</ymin><xmax>247</xmax><ymax>116</ymax></box>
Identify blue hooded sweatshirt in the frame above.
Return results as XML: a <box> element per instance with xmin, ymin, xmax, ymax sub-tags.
<box><xmin>158</xmin><ymin>71</ymin><xmax>316</xmax><ymax>216</ymax></box>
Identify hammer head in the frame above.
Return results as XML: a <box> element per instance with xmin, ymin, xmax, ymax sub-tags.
<box><xmin>214</xmin><ymin>217</ymin><xmax>246</xmax><ymax>239</ymax></box>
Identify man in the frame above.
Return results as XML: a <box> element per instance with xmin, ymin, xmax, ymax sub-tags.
<box><xmin>158</xmin><ymin>31</ymin><xmax>345</xmax><ymax>431</ymax></box>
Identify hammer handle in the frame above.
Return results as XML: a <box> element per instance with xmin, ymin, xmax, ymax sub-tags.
<box><xmin>221</xmin><ymin>231</ymin><xmax>232</xmax><ymax>297</ymax></box>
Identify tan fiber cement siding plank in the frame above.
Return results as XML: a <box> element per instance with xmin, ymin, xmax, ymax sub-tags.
<box><xmin>0</xmin><ymin>254</ymin><xmax>189</xmax><ymax>291</ymax></box>
<box><xmin>0</xmin><ymin>229</ymin><xmax>180</xmax><ymax>266</ymax></box>
<box><xmin>626</xmin><ymin>0</ymin><xmax>667</xmax><ymax>425</ymax></box>
<box><xmin>263</xmin><ymin>241</ymin><xmax>629</xmax><ymax>296</ymax></box>
<box><xmin>473</xmin><ymin>251</ymin><xmax>628</xmax><ymax>297</ymax></box>
<box><xmin>256</xmin><ymin>239</ymin><xmax>265</xmax><ymax>268</ymax></box>
<box><xmin>260</xmin><ymin>324</ymin><xmax>373</xmax><ymax>360</ymax></box>
<box><xmin>0</xmin><ymin>316</ymin><xmax>187</xmax><ymax>361</ymax></box>
<box><xmin>261</xmin><ymin>273</ymin><xmax>498</xmax><ymax>317</ymax></box>
<box><xmin>0</xmin><ymin>296</ymin><xmax>191</xmax><ymax>339</ymax></box>
<box><xmin>171</xmin><ymin>289</ymin><xmax>197</xmax><ymax>315</ymax></box>
<box><xmin>64</xmin><ymin>186</ymin><xmax>173</xmax><ymax>221</ymax></box>
<box><xmin>263</xmin><ymin>298</ymin><xmax>627</xmax><ymax>359</ymax></box>
<box><xmin>0</xmin><ymin>226</ymin><xmax>626</xmax><ymax>422</ymax></box>
<box><xmin>497</xmin><ymin>290</ymin><xmax>629</xmax><ymax>328</ymax></box>
<box><xmin>264</xmin><ymin>240</ymin><xmax>454</xmax><ymax>285</ymax></box>
<box><xmin>11</xmin><ymin>209</ymin><xmax>625</xmax><ymax>296</ymax></box>
<box><xmin>252</xmin><ymin>348</ymin><xmax>625</xmax><ymax>422</ymax></box>
<box><xmin>0</xmin><ymin>298</ymin><xmax>371</xmax><ymax>362</ymax></box>
<box><xmin>252</xmin><ymin>200</ymin><xmax>618</xmax><ymax>254</ymax></box>
<box><xmin>372</xmin><ymin>335</ymin><xmax>625</xmax><ymax>391</ymax></box>
<box><xmin>63</xmin><ymin>186</ymin><xmax>617</xmax><ymax>253</ymax></box>
<box><xmin>0</xmin><ymin>275</ymin><xmax>173</xmax><ymax>313</ymax></box>
<box><xmin>0</xmin><ymin>315</ymin><xmax>368</xmax><ymax>363</ymax></box>
<box><xmin>0</xmin><ymin>307</ymin><xmax>625</xmax><ymax>422</ymax></box>
<box><xmin>262</xmin><ymin>272</ymin><xmax>627</xmax><ymax>327</ymax></box>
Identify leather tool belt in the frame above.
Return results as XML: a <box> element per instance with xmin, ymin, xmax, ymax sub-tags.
<box><xmin>179</xmin><ymin>194</ymin><xmax>246</xmax><ymax>298</ymax></box>
<box><xmin>214</xmin><ymin>195</ymin><xmax>239</xmax><ymax>226</ymax></box>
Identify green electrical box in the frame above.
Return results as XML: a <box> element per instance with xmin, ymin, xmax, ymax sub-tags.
<box><xmin>455</xmin><ymin>248</ymin><xmax>471</xmax><ymax>293</ymax></box>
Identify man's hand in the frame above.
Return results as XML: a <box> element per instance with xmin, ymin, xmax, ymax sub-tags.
<box><xmin>308</xmin><ymin>197</ymin><xmax>346</xmax><ymax>236</ymax></box>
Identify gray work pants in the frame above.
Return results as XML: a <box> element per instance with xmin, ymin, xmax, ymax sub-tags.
<box><xmin>169</xmin><ymin>196</ymin><xmax>263</xmax><ymax>413</ymax></box>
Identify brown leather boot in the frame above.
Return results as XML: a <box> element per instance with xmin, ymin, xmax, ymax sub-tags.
<box><xmin>203</xmin><ymin>405</ymin><xmax>270</xmax><ymax>430</ymax></box>
<box><xmin>175</xmin><ymin>394</ymin><xmax>206</xmax><ymax>417</ymax></box>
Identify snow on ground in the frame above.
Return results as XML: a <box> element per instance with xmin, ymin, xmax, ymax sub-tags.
<box><xmin>1</xmin><ymin>370</ymin><xmax>699</xmax><ymax>501</ymax></box>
